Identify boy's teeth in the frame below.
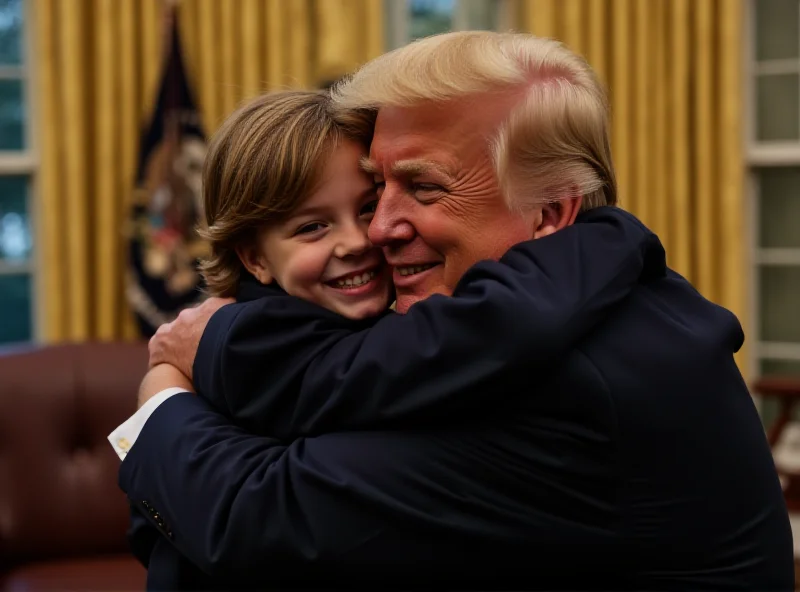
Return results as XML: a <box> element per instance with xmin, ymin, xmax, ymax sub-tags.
<box><xmin>335</xmin><ymin>271</ymin><xmax>376</xmax><ymax>288</ymax></box>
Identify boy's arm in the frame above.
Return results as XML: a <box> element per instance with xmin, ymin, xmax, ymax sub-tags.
<box><xmin>195</xmin><ymin>207</ymin><xmax>664</xmax><ymax>439</ymax></box>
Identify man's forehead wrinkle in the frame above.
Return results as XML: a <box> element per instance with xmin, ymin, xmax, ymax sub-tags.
<box><xmin>369</xmin><ymin>138</ymin><xmax>461</xmax><ymax>177</ymax></box>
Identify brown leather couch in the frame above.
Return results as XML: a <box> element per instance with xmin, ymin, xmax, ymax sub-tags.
<box><xmin>0</xmin><ymin>342</ymin><xmax>148</xmax><ymax>591</ymax></box>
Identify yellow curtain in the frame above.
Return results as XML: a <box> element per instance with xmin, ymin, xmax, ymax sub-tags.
<box><xmin>33</xmin><ymin>0</ymin><xmax>384</xmax><ymax>343</ymax></box>
<box><xmin>518</xmin><ymin>0</ymin><xmax>747</xmax><ymax>375</ymax></box>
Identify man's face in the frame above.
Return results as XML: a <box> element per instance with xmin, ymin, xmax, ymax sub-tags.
<box><xmin>366</xmin><ymin>94</ymin><xmax>537</xmax><ymax>313</ymax></box>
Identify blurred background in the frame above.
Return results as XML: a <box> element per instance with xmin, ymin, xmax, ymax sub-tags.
<box><xmin>1</xmin><ymin>0</ymin><xmax>800</xmax><ymax>588</ymax></box>
<box><xmin>3</xmin><ymin>0</ymin><xmax>795</xmax><ymax>395</ymax></box>
<box><xmin>0</xmin><ymin>0</ymin><xmax>798</xmax><ymax>406</ymax></box>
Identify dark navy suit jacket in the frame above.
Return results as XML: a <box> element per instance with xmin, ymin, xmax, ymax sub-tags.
<box><xmin>121</xmin><ymin>207</ymin><xmax>793</xmax><ymax>590</ymax></box>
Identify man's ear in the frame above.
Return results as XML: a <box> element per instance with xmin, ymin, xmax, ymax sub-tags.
<box><xmin>532</xmin><ymin>192</ymin><xmax>583</xmax><ymax>239</ymax></box>
<box><xmin>235</xmin><ymin>242</ymin><xmax>273</xmax><ymax>285</ymax></box>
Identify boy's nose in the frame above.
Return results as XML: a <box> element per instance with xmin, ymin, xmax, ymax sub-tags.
<box><xmin>334</xmin><ymin>226</ymin><xmax>372</xmax><ymax>259</ymax></box>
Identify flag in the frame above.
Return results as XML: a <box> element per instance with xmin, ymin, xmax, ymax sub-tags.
<box><xmin>126</xmin><ymin>12</ymin><xmax>208</xmax><ymax>338</ymax></box>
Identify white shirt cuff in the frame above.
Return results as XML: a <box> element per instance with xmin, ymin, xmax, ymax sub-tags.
<box><xmin>108</xmin><ymin>387</ymin><xmax>189</xmax><ymax>461</ymax></box>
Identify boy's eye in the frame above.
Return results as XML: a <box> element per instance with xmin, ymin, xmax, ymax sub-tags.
<box><xmin>360</xmin><ymin>199</ymin><xmax>379</xmax><ymax>216</ymax></box>
<box><xmin>294</xmin><ymin>222</ymin><xmax>325</xmax><ymax>236</ymax></box>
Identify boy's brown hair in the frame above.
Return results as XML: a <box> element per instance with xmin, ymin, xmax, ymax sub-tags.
<box><xmin>198</xmin><ymin>90</ymin><xmax>375</xmax><ymax>297</ymax></box>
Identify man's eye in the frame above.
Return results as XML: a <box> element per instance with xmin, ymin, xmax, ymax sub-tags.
<box><xmin>413</xmin><ymin>183</ymin><xmax>444</xmax><ymax>202</ymax></box>
<box><xmin>360</xmin><ymin>199</ymin><xmax>379</xmax><ymax>216</ymax></box>
<box><xmin>294</xmin><ymin>222</ymin><xmax>325</xmax><ymax>236</ymax></box>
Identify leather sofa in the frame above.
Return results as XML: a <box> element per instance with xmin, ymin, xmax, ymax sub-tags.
<box><xmin>0</xmin><ymin>342</ymin><xmax>148</xmax><ymax>591</ymax></box>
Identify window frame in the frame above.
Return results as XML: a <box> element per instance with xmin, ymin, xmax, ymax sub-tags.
<box><xmin>0</xmin><ymin>0</ymin><xmax>40</xmax><ymax>342</ymax></box>
<box><xmin>745</xmin><ymin>0</ymin><xmax>800</xmax><ymax>382</ymax></box>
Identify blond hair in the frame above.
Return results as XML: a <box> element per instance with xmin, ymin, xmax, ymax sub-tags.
<box><xmin>199</xmin><ymin>90</ymin><xmax>373</xmax><ymax>297</ymax></box>
<box><xmin>331</xmin><ymin>31</ymin><xmax>616</xmax><ymax>211</ymax></box>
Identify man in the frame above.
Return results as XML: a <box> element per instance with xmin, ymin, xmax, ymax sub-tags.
<box><xmin>112</xmin><ymin>32</ymin><xmax>793</xmax><ymax>589</ymax></box>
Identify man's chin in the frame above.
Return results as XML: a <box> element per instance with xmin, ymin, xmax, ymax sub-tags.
<box><xmin>394</xmin><ymin>293</ymin><xmax>425</xmax><ymax>314</ymax></box>
<box><xmin>395</xmin><ymin>281</ymin><xmax>453</xmax><ymax>314</ymax></box>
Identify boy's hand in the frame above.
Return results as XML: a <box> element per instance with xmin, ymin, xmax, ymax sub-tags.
<box><xmin>148</xmin><ymin>297</ymin><xmax>234</xmax><ymax>380</ymax></box>
<box><xmin>138</xmin><ymin>363</ymin><xmax>194</xmax><ymax>409</ymax></box>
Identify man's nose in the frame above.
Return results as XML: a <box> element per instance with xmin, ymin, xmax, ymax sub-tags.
<box><xmin>368</xmin><ymin>189</ymin><xmax>415</xmax><ymax>247</ymax></box>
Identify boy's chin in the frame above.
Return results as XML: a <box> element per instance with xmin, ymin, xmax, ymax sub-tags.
<box><xmin>337</xmin><ymin>294</ymin><xmax>391</xmax><ymax>321</ymax></box>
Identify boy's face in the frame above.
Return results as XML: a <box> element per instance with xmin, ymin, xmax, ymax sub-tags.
<box><xmin>246</xmin><ymin>140</ymin><xmax>392</xmax><ymax>320</ymax></box>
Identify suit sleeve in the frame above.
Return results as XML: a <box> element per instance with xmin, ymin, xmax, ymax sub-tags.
<box><xmin>119</xmin><ymin>393</ymin><xmax>587</xmax><ymax>582</ymax></box>
<box><xmin>127</xmin><ymin>503</ymin><xmax>158</xmax><ymax>568</ymax></box>
<box><xmin>194</xmin><ymin>208</ymin><xmax>662</xmax><ymax>439</ymax></box>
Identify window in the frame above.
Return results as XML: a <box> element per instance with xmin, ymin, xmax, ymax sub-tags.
<box><xmin>385</xmin><ymin>0</ymin><xmax>511</xmax><ymax>50</ymax></box>
<box><xmin>0</xmin><ymin>0</ymin><xmax>35</xmax><ymax>345</ymax></box>
<box><xmin>747</xmin><ymin>0</ymin><xmax>800</xmax><ymax>401</ymax></box>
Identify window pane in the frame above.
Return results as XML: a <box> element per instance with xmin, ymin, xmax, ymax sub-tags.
<box><xmin>757</xmin><ymin>73</ymin><xmax>800</xmax><ymax>141</ymax></box>
<box><xmin>756</xmin><ymin>0</ymin><xmax>800</xmax><ymax>61</ymax></box>
<box><xmin>462</xmin><ymin>0</ymin><xmax>498</xmax><ymax>30</ymax></box>
<box><xmin>410</xmin><ymin>0</ymin><xmax>455</xmax><ymax>40</ymax></box>
<box><xmin>0</xmin><ymin>78</ymin><xmax>24</xmax><ymax>149</ymax></box>
<box><xmin>758</xmin><ymin>360</ymin><xmax>800</xmax><ymax>426</ymax></box>
<box><xmin>758</xmin><ymin>167</ymin><xmax>800</xmax><ymax>248</ymax></box>
<box><xmin>0</xmin><ymin>0</ymin><xmax>22</xmax><ymax>65</ymax></box>
<box><xmin>0</xmin><ymin>175</ymin><xmax>30</xmax><ymax>261</ymax></box>
<box><xmin>762</xmin><ymin>359</ymin><xmax>800</xmax><ymax>377</ymax></box>
<box><xmin>760</xmin><ymin>265</ymin><xmax>800</xmax><ymax>342</ymax></box>
<box><xmin>0</xmin><ymin>272</ymin><xmax>31</xmax><ymax>344</ymax></box>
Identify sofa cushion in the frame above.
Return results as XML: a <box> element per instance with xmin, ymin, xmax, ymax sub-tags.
<box><xmin>0</xmin><ymin>343</ymin><xmax>147</xmax><ymax>569</ymax></box>
<box><xmin>1</xmin><ymin>554</ymin><xmax>146</xmax><ymax>591</ymax></box>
